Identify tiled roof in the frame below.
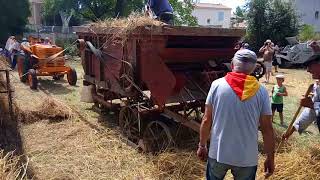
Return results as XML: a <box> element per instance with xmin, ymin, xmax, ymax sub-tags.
<box><xmin>195</xmin><ymin>3</ymin><xmax>232</xmax><ymax>9</ymax></box>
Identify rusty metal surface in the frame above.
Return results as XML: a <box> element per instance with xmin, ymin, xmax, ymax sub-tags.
<box><xmin>74</xmin><ymin>26</ymin><xmax>245</xmax><ymax>37</ymax></box>
<box><xmin>77</xmin><ymin>26</ymin><xmax>242</xmax><ymax>106</ymax></box>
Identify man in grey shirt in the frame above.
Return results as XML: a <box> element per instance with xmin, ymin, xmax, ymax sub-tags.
<box><xmin>197</xmin><ymin>49</ymin><xmax>275</xmax><ymax>179</ymax></box>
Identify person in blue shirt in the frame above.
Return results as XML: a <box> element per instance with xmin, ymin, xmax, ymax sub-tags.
<box><xmin>146</xmin><ymin>0</ymin><xmax>174</xmax><ymax>25</ymax></box>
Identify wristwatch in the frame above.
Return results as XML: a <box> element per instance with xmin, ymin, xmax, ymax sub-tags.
<box><xmin>198</xmin><ymin>143</ymin><xmax>207</xmax><ymax>149</ymax></box>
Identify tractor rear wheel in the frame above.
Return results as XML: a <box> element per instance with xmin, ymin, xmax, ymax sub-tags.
<box><xmin>17</xmin><ymin>57</ymin><xmax>27</xmax><ymax>83</ymax></box>
<box><xmin>28</xmin><ymin>69</ymin><xmax>38</xmax><ymax>90</ymax></box>
<box><xmin>67</xmin><ymin>68</ymin><xmax>77</xmax><ymax>86</ymax></box>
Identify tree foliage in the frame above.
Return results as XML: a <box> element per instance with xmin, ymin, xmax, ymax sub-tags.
<box><xmin>246</xmin><ymin>0</ymin><xmax>299</xmax><ymax>51</ymax></box>
<box><xmin>0</xmin><ymin>0</ymin><xmax>30</xmax><ymax>44</ymax></box>
<box><xmin>234</xmin><ymin>6</ymin><xmax>246</xmax><ymax>24</ymax></box>
<box><xmin>169</xmin><ymin>0</ymin><xmax>197</xmax><ymax>26</ymax></box>
<box><xmin>43</xmin><ymin>0</ymin><xmax>197</xmax><ymax>26</ymax></box>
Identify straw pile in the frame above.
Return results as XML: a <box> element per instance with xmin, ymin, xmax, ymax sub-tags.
<box><xmin>89</xmin><ymin>13</ymin><xmax>165</xmax><ymax>46</ymax></box>
<box><xmin>257</xmin><ymin>143</ymin><xmax>320</xmax><ymax>180</ymax></box>
<box><xmin>154</xmin><ymin>151</ymin><xmax>205</xmax><ymax>180</ymax></box>
<box><xmin>19</xmin><ymin>97</ymin><xmax>75</xmax><ymax>124</ymax></box>
<box><xmin>0</xmin><ymin>151</ymin><xmax>27</xmax><ymax>180</ymax></box>
<box><xmin>153</xmin><ymin>142</ymin><xmax>320</xmax><ymax>180</ymax></box>
<box><xmin>0</xmin><ymin>56</ymin><xmax>28</xmax><ymax>180</ymax></box>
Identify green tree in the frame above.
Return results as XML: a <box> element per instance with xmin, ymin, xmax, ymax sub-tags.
<box><xmin>246</xmin><ymin>0</ymin><xmax>298</xmax><ymax>51</ymax></box>
<box><xmin>299</xmin><ymin>24</ymin><xmax>316</xmax><ymax>41</ymax></box>
<box><xmin>43</xmin><ymin>0</ymin><xmax>77</xmax><ymax>33</ymax></box>
<box><xmin>0</xmin><ymin>0</ymin><xmax>30</xmax><ymax>44</ymax></box>
<box><xmin>234</xmin><ymin>6</ymin><xmax>245</xmax><ymax>18</ymax></box>
<box><xmin>234</xmin><ymin>6</ymin><xmax>246</xmax><ymax>24</ymax></box>
<box><xmin>169</xmin><ymin>0</ymin><xmax>197</xmax><ymax>26</ymax></box>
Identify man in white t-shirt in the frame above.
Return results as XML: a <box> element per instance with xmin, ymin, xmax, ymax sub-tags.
<box><xmin>197</xmin><ymin>49</ymin><xmax>275</xmax><ymax>179</ymax></box>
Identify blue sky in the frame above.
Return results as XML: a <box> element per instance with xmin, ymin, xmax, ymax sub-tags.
<box><xmin>200</xmin><ymin>0</ymin><xmax>246</xmax><ymax>12</ymax></box>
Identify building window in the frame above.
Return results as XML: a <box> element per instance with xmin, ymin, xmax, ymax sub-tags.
<box><xmin>218</xmin><ymin>12</ymin><xmax>224</xmax><ymax>21</ymax></box>
<box><xmin>316</xmin><ymin>11</ymin><xmax>319</xmax><ymax>20</ymax></box>
<box><xmin>207</xmin><ymin>18</ymin><xmax>211</xmax><ymax>24</ymax></box>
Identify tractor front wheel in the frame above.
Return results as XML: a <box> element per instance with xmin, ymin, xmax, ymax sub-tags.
<box><xmin>67</xmin><ymin>68</ymin><xmax>77</xmax><ymax>86</ymax></box>
<box><xmin>28</xmin><ymin>69</ymin><xmax>38</xmax><ymax>90</ymax></box>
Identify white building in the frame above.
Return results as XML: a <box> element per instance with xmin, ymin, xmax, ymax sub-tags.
<box><xmin>192</xmin><ymin>3</ymin><xmax>232</xmax><ymax>28</ymax></box>
<box><xmin>28</xmin><ymin>0</ymin><xmax>44</xmax><ymax>25</ymax></box>
<box><xmin>291</xmin><ymin>0</ymin><xmax>320</xmax><ymax>32</ymax></box>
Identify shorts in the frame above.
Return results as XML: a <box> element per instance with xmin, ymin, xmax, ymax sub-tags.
<box><xmin>272</xmin><ymin>103</ymin><xmax>283</xmax><ymax>113</ymax></box>
<box><xmin>264</xmin><ymin>61</ymin><xmax>272</xmax><ymax>72</ymax></box>
<box><xmin>293</xmin><ymin>108</ymin><xmax>316</xmax><ymax>133</ymax></box>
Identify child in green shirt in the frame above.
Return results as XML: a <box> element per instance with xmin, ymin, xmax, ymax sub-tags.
<box><xmin>271</xmin><ymin>74</ymin><xmax>288</xmax><ymax>125</ymax></box>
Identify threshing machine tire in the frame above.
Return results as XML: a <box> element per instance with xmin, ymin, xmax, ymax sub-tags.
<box><xmin>17</xmin><ymin>58</ymin><xmax>27</xmax><ymax>83</ymax></box>
<box><xmin>28</xmin><ymin>69</ymin><xmax>38</xmax><ymax>90</ymax></box>
<box><xmin>53</xmin><ymin>74</ymin><xmax>64</xmax><ymax>80</ymax></box>
<box><xmin>142</xmin><ymin>120</ymin><xmax>174</xmax><ymax>153</ymax></box>
<box><xmin>119</xmin><ymin>106</ymin><xmax>140</xmax><ymax>143</ymax></box>
<box><xmin>252</xmin><ymin>61</ymin><xmax>266</xmax><ymax>80</ymax></box>
<box><xmin>67</xmin><ymin>68</ymin><xmax>77</xmax><ymax>86</ymax></box>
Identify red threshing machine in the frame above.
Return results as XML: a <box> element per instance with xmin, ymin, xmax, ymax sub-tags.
<box><xmin>75</xmin><ymin>25</ymin><xmax>263</xmax><ymax>152</ymax></box>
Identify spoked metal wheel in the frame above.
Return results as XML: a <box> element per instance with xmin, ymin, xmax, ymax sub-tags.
<box><xmin>252</xmin><ymin>61</ymin><xmax>266</xmax><ymax>80</ymax></box>
<box><xmin>119</xmin><ymin>62</ymin><xmax>134</xmax><ymax>93</ymax></box>
<box><xmin>119</xmin><ymin>106</ymin><xmax>140</xmax><ymax>143</ymax></box>
<box><xmin>142</xmin><ymin>121</ymin><xmax>174</xmax><ymax>153</ymax></box>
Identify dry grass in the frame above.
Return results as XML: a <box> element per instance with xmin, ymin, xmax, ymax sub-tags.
<box><xmin>21</xmin><ymin>118</ymin><xmax>157</xmax><ymax>179</ymax></box>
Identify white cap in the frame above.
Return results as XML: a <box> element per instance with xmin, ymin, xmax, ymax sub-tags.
<box><xmin>266</xmin><ymin>39</ymin><xmax>272</xmax><ymax>43</ymax></box>
<box><xmin>276</xmin><ymin>74</ymin><xmax>285</xmax><ymax>79</ymax></box>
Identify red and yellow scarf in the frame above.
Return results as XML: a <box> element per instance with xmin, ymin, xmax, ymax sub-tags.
<box><xmin>225</xmin><ymin>72</ymin><xmax>260</xmax><ymax>101</ymax></box>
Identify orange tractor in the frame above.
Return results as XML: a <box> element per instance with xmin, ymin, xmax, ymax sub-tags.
<box><xmin>18</xmin><ymin>38</ymin><xmax>77</xmax><ymax>89</ymax></box>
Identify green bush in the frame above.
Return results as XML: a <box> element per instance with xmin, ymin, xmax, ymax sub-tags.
<box><xmin>299</xmin><ymin>24</ymin><xmax>316</xmax><ymax>42</ymax></box>
<box><xmin>55</xmin><ymin>37</ymin><xmax>79</xmax><ymax>57</ymax></box>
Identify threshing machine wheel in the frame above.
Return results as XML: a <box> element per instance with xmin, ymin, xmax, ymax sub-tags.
<box><xmin>28</xmin><ymin>69</ymin><xmax>38</xmax><ymax>90</ymax></box>
<box><xmin>67</xmin><ymin>68</ymin><xmax>77</xmax><ymax>86</ymax></box>
<box><xmin>142</xmin><ymin>121</ymin><xmax>174</xmax><ymax>153</ymax></box>
<box><xmin>252</xmin><ymin>61</ymin><xmax>266</xmax><ymax>80</ymax></box>
<box><xmin>119</xmin><ymin>62</ymin><xmax>134</xmax><ymax>93</ymax></box>
<box><xmin>119</xmin><ymin>106</ymin><xmax>140</xmax><ymax>143</ymax></box>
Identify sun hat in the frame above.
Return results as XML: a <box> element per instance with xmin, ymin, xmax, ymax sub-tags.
<box><xmin>275</xmin><ymin>74</ymin><xmax>285</xmax><ymax>79</ymax></box>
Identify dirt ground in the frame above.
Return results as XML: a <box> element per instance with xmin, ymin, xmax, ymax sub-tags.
<box><xmin>8</xmin><ymin>59</ymin><xmax>320</xmax><ymax>180</ymax></box>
